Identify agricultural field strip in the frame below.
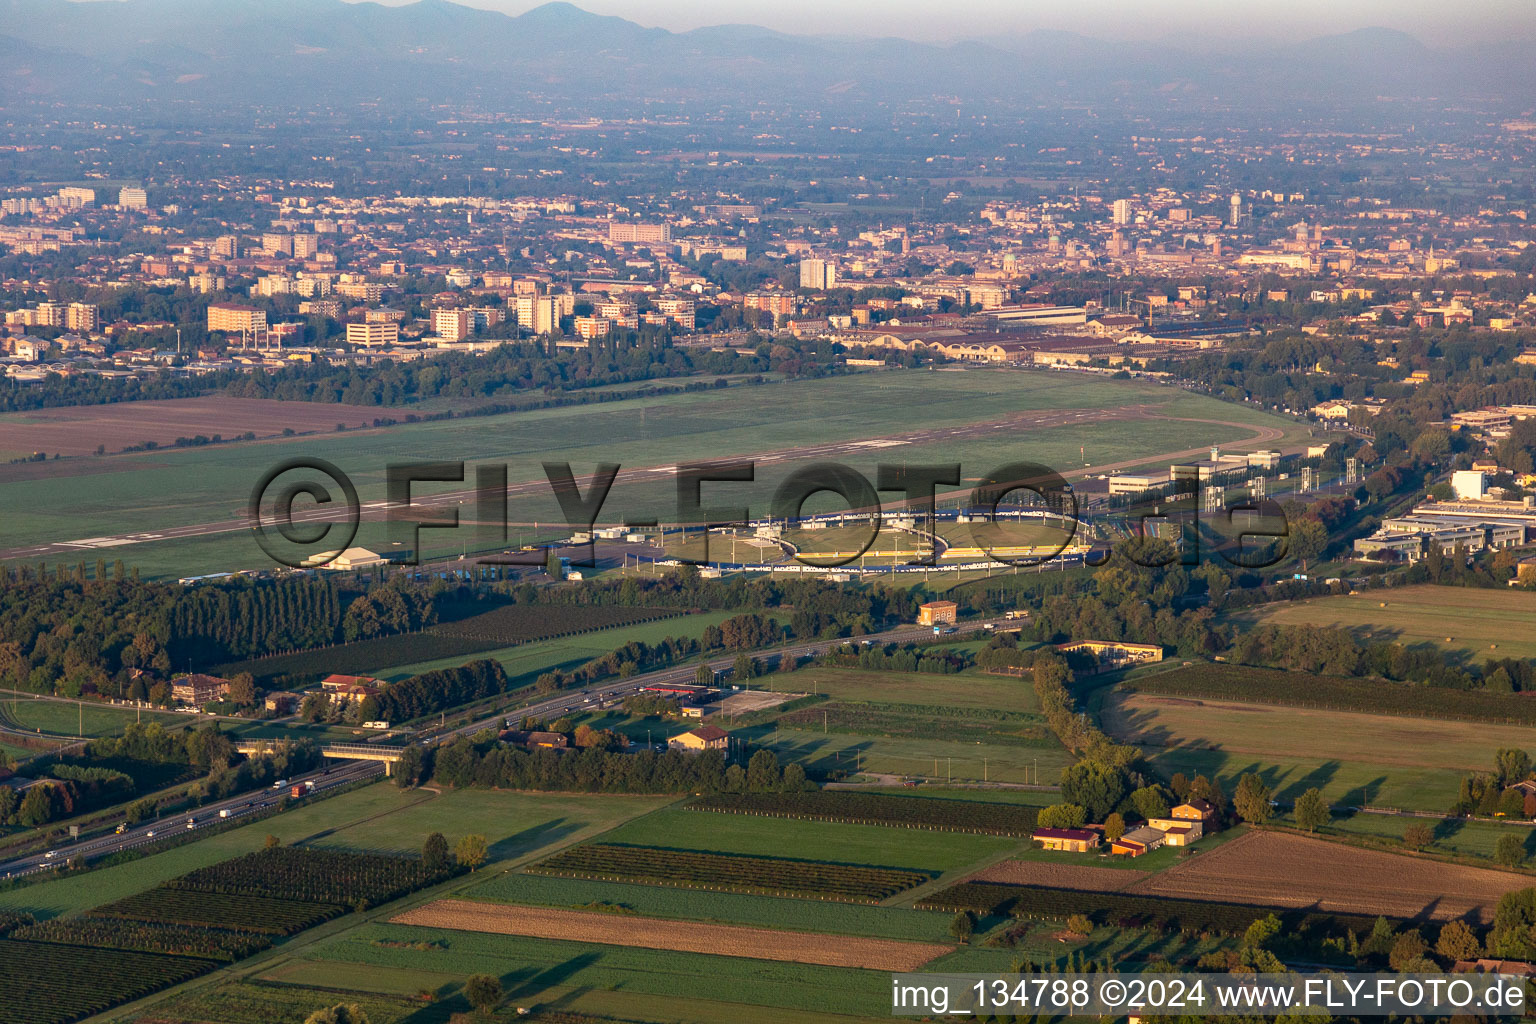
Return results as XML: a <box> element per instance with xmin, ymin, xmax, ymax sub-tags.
<box><xmin>1126</xmin><ymin>830</ymin><xmax>1532</xmax><ymax>924</ymax></box>
<box><xmin>688</xmin><ymin>791</ymin><xmax>1041</xmax><ymax>836</ymax></box>
<box><xmin>527</xmin><ymin>843</ymin><xmax>933</xmax><ymax>902</ymax></box>
<box><xmin>0</xmin><ymin>845</ymin><xmax>454</xmax><ymax>1024</ymax></box>
<box><xmin>0</xmin><ymin>940</ymin><xmax>220</xmax><ymax>1024</ymax></box>
<box><xmin>1123</xmin><ymin>662</ymin><xmax>1536</xmax><ymax>726</ymax></box>
<box><xmin>389</xmin><ymin>898</ymin><xmax>954</xmax><ymax>970</ymax></box>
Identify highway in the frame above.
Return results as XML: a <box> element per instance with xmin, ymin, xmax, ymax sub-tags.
<box><xmin>429</xmin><ymin>617</ymin><xmax>1007</xmax><ymax>744</ymax></box>
<box><xmin>0</xmin><ymin>617</ymin><xmax>999</xmax><ymax>879</ymax></box>
<box><xmin>0</xmin><ymin>758</ymin><xmax>382</xmax><ymax>880</ymax></box>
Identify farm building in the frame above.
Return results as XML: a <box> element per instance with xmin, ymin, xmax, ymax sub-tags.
<box><xmin>1112</xmin><ymin>826</ymin><xmax>1167</xmax><ymax>857</ymax></box>
<box><xmin>1055</xmin><ymin>640</ymin><xmax>1164</xmax><ymax>671</ymax></box>
<box><xmin>1170</xmin><ymin>799</ymin><xmax>1218</xmax><ymax>825</ymax></box>
<box><xmin>917</xmin><ymin>601</ymin><xmax>958</xmax><ymax>626</ymax></box>
<box><xmin>320</xmin><ymin>674</ymin><xmax>385</xmax><ymax>704</ymax></box>
<box><xmin>1147</xmin><ymin>816</ymin><xmax>1204</xmax><ymax>845</ymax></box>
<box><xmin>170</xmin><ymin>673</ymin><xmax>229</xmax><ymax>706</ymax></box>
<box><xmin>1032</xmin><ymin>827</ymin><xmax>1100</xmax><ymax>853</ymax></box>
<box><xmin>306</xmin><ymin>546</ymin><xmax>391</xmax><ymax>570</ymax></box>
<box><xmin>670</xmin><ymin>725</ymin><xmax>729</xmax><ymax>753</ymax></box>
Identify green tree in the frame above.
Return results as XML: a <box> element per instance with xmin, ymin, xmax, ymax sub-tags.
<box><xmin>1495</xmin><ymin>833</ymin><xmax>1526</xmax><ymax>869</ymax></box>
<box><xmin>948</xmin><ymin>910</ymin><xmax>977</xmax><ymax>944</ymax></box>
<box><xmin>1436</xmin><ymin>919</ymin><xmax>1483</xmax><ymax>962</ymax></box>
<box><xmin>464</xmin><ymin>974</ymin><xmax>501</xmax><ymax>1014</ymax></box>
<box><xmin>228</xmin><ymin>672</ymin><xmax>257</xmax><ymax>707</ymax></box>
<box><xmin>746</xmin><ymin>749</ymin><xmax>780</xmax><ymax>792</ymax></box>
<box><xmin>1102</xmin><ymin>812</ymin><xmax>1125</xmax><ymax>842</ymax></box>
<box><xmin>1233</xmin><ymin>772</ymin><xmax>1273</xmax><ymax>825</ymax></box>
<box><xmin>1492</xmin><ymin>889</ymin><xmax>1536</xmax><ymax>958</ymax></box>
<box><xmin>304</xmin><ymin>1004</ymin><xmax>370</xmax><ymax>1024</ymax></box>
<box><xmin>545</xmin><ymin>549</ymin><xmax>563</xmax><ymax>580</ymax></box>
<box><xmin>422</xmin><ymin>832</ymin><xmax>449</xmax><ymax>873</ymax></box>
<box><xmin>1059</xmin><ymin>760</ymin><xmax>1128</xmax><ymax>822</ymax></box>
<box><xmin>1293</xmin><ymin>787</ymin><xmax>1331</xmax><ymax>833</ymax></box>
<box><xmin>1130</xmin><ymin>785</ymin><xmax>1171</xmax><ymax>821</ymax></box>
<box><xmin>456</xmin><ymin>833</ymin><xmax>489</xmax><ymax>872</ymax></box>
<box><xmin>1403</xmin><ymin>822</ymin><xmax>1434</xmax><ymax>850</ymax></box>
<box><xmin>695</xmin><ymin>661</ymin><xmax>713</xmax><ymax>687</ymax></box>
<box><xmin>1389</xmin><ymin>929</ymin><xmax>1428</xmax><ymax>971</ymax></box>
<box><xmin>1037</xmin><ymin>803</ymin><xmax>1087</xmax><ymax>829</ymax></box>
<box><xmin>781</xmin><ymin>762</ymin><xmax>808</xmax><ymax>792</ymax></box>
<box><xmin>1496</xmin><ymin>749</ymin><xmax>1532</xmax><ymax>786</ymax></box>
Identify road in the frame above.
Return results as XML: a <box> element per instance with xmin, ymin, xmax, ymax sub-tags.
<box><xmin>0</xmin><ymin>758</ymin><xmax>383</xmax><ymax>880</ymax></box>
<box><xmin>428</xmin><ymin>617</ymin><xmax>1007</xmax><ymax>744</ymax></box>
<box><xmin>0</xmin><ymin>617</ymin><xmax>999</xmax><ymax>879</ymax></box>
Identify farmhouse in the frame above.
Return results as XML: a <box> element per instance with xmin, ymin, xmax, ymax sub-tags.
<box><xmin>1147</xmin><ymin>816</ymin><xmax>1204</xmax><ymax>845</ymax></box>
<box><xmin>1112</xmin><ymin>826</ymin><xmax>1167</xmax><ymax>857</ymax></box>
<box><xmin>170</xmin><ymin>673</ymin><xmax>229</xmax><ymax>706</ymax></box>
<box><xmin>1170</xmin><ymin>799</ymin><xmax>1218</xmax><ymax>826</ymax></box>
<box><xmin>917</xmin><ymin>601</ymin><xmax>958</xmax><ymax>626</ymax></box>
<box><xmin>1032</xmin><ymin>827</ymin><xmax>1100</xmax><ymax>853</ymax></box>
<box><xmin>320</xmin><ymin>673</ymin><xmax>385</xmax><ymax>703</ymax></box>
<box><xmin>670</xmin><ymin>725</ymin><xmax>729</xmax><ymax>753</ymax></box>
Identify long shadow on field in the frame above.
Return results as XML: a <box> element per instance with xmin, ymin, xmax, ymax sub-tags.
<box><xmin>489</xmin><ymin>817</ymin><xmax>583</xmax><ymax>861</ymax></box>
<box><xmin>504</xmin><ymin>952</ymin><xmax>602</xmax><ymax>1000</ymax></box>
<box><xmin>396</xmin><ymin>968</ymin><xmax>544</xmax><ymax>1024</ymax></box>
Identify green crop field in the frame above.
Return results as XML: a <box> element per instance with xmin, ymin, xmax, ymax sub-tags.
<box><xmin>466</xmin><ymin>872</ymin><xmax>956</xmax><ymax>942</ymax></box>
<box><xmin>1318</xmin><ymin>812</ymin><xmax>1536</xmax><ymax>863</ymax></box>
<box><xmin>0</xmin><ymin>784</ymin><xmax>661</xmax><ymax>919</ymax></box>
<box><xmin>748</xmin><ymin>725</ymin><xmax>1071</xmax><ymax>786</ymax></box>
<box><xmin>1102</xmin><ymin>690</ymin><xmax>1493</xmax><ymax>811</ymax></box>
<box><xmin>286</xmin><ymin>923</ymin><xmax>898</xmax><ymax>1020</ymax></box>
<box><xmin>0</xmin><ymin>368</ymin><xmax>1300</xmax><ymax>579</ymax></box>
<box><xmin>1227</xmin><ymin>584</ymin><xmax>1536</xmax><ymax>663</ymax></box>
<box><xmin>592</xmin><ymin>806</ymin><xmax>1014</xmax><ymax>874</ymax></box>
<box><xmin>0</xmin><ymin>696</ymin><xmax>185</xmax><ymax>739</ymax></box>
<box><xmin>374</xmin><ymin>607</ymin><xmax>750</xmax><ymax>682</ymax></box>
<box><xmin>776</xmin><ymin>666</ymin><xmax>1041</xmax><ymax>712</ymax></box>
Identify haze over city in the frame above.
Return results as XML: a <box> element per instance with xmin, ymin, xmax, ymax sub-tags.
<box><xmin>4</xmin><ymin>1</ymin><xmax>1536</xmax><ymax>1023</ymax></box>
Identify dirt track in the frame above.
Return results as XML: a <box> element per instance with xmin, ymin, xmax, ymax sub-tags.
<box><xmin>1127</xmin><ymin>830</ymin><xmax>1529</xmax><ymax>923</ymax></box>
<box><xmin>391</xmin><ymin>899</ymin><xmax>953</xmax><ymax>969</ymax></box>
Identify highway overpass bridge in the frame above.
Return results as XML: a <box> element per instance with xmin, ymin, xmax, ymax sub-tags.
<box><xmin>235</xmin><ymin>740</ymin><xmax>407</xmax><ymax>774</ymax></box>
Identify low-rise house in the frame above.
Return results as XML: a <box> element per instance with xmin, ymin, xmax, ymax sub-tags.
<box><xmin>1147</xmin><ymin>818</ymin><xmax>1202</xmax><ymax>846</ymax></box>
<box><xmin>264</xmin><ymin>693</ymin><xmax>297</xmax><ymax>715</ymax></box>
<box><xmin>917</xmin><ymin>600</ymin><xmax>958</xmax><ymax>626</ymax></box>
<box><xmin>1032</xmin><ymin>827</ymin><xmax>1100</xmax><ymax>853</ymax></box>
<box><xmin>1170</xmin><ymin>799</ymin><xmax>1218</xmax><ymax>826</ymax></box>
<box><xmin>670</xmin><ymin>724</ymin><xmax>728</xmax><ymax>752</ymax></box>
<box><xmin>1112</xmin><ymin>826</ymin><xmax>1168</xmax><ymax>857</ymax></box>
<box><xmin>171</xmin><ymin>673</ymin><xmax>229</xmax><ymax>706</ymax></box>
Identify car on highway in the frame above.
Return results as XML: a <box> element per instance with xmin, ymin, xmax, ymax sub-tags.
<box><xmin>44</xmin><ymin>850</ymin><xmax>56</xmax><ymax>859</ymax></box>
<box><xmin>272</xmin><ymin>779</ymin><xmax>288</xmax><ymax>789</ymax></box>
<box><xmin>145</xmin><ymin>830</ymin><xmax>155</xmax><ymax>838</ymax></box>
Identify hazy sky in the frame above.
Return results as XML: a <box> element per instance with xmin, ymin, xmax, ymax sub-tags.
<box><xmin>343</xmin><ymin>0</ymin><xmax>1534</xmax><ymax>46</ymax></box>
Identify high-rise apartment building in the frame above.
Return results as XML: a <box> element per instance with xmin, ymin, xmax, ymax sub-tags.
<box><xmin>291</xmin><ymin>233</ymin><xmax>318</xmax><ymax>259</ymax></box>
<box><xmin>346</xmin><ymin>322</ymin><xmax>399</xmax><ymax>348</ymax></box>
<box><xmin>515</xmin><ymin>295</ymin><xmax>559</xmax><ymax>335</ymax></box>
<box><xmin>261</xmin><ymin>233</ymin><xmax>294</xmax><ymax>256</ymax></box>
<box><xmin>57</xmin><ymin>187</ymin><xmax>95</xmax><ymax>208</ymax></box>
<box><xmin>118</xmin><ymin>187</ymin><xmax>148</xmax><ymax>210</ymax></box>
<box><xmin>1112</xmin><ymin>199</ymin><xmax>1132</xmax><ymax>225</ymax></box>
<box><xmin>799</xmin><ymin>258</ymin><xmax>836</xmax><ymax>290</ymax></box>
<box><xmin>431</xmin><ymin>308</ymin><xmax>473</xmax><ymax>342</ymax></box>
<box><xmin>206</xmin><ymin>303</ymin><xmax>268</xmax><ymax>335</ymax></box>
<box><xmin>65</xmin><ymin>302</ymin><xmax>98</xmax><ymax>332</ymax></box>
<box><xmin>213</xmin><ymin>235</ymin><xmax>241</xmax><ymax>259</ymax></box>
<box><xmin>608</xmin><ymin>222</ymin><xmax>671</xmax><ymax>244</ymax></box>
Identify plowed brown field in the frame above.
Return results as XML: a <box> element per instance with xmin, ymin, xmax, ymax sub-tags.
<box><xmin>969</xmin><ymin>861</ymin><xmax>1137</xmax><ymax>891</ymax></box>
<box><xmin>391</xmin><ymin>898</ymin><xmax>952</xmax><ymax>969</ymax></box>
<box><xmin>0</xmin><ymin>397</ymin><xmax>382</xmax><ymax>458</ymax></box>
<box><xmin>1128</xmin><ymin>830</ymin><xmax>1529</xmax><ymax>923</ymax></box>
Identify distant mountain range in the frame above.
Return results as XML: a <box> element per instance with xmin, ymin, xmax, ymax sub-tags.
<box><xmin>2</xmin><ymin>0</ymin><xmax>1530</xmax><ymax>114</ymax></box>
